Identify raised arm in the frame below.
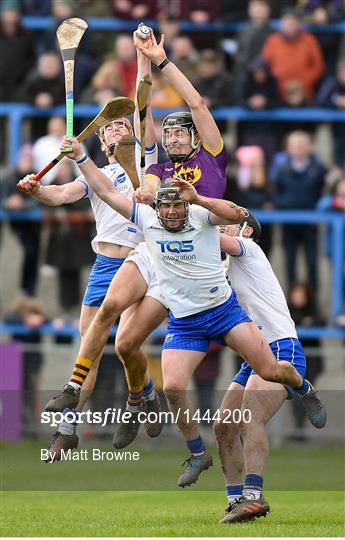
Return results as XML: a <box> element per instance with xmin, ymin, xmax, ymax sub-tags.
<box><xmin>17</xmin><ymin>173</ymin><xmax>86</xmax><ymax>206</ymax></box>
<box><xmin>133</xmin><ymin>29</ymin><xmax>155</xmax><ymax>148</ymax></box>
<box><xmin>172</xmin><ymin>178</ymin><xmax>246</xmax><ymax>225</ymax></box>
<box><xmin>136</xmin><ymin>33</ymin><xmax>223</xmax><ymax>153</ymax></box>
<box><xmin>60</xmin><ymin>137</ymin><xmax>133</xmax><ymax>220</ymax></box>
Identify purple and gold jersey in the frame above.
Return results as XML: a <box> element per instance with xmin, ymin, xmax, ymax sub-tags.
<box><xmin>146</xmin><ymin>142</ymin><xmax>227</xmax><ymax>199</ymax></box>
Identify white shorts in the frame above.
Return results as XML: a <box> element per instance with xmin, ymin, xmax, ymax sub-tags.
<box><xmin>125</xmin><ymin>242</ymin><xmax>167</xmax><ymax>308</ymax></box>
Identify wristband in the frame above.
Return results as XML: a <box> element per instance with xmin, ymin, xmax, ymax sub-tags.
<box><xmin>157</xmin><ymin>58</ymin><xmax>170</xmax><ymax>70</ymax></box>
<box><xmin>75</xmin><ymin>153</ymin><xmax>89</xmax><ymax>165</ymax></box>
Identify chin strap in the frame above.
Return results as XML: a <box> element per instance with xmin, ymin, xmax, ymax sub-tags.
<box><xmin>169</xmin><ymin>147</ymin><xmax>199</xmax><ymax>163</ymax></box>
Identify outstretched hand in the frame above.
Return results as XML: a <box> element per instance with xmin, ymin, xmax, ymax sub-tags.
<box><xmin>171</xmin><ymin>178</ymin><xmax>198</xmax><ymax>203</ymax></box>
<box><xmin>134</xmin><ymin>31</ymin><xmax>167</xmax><ymax>66</ymax></box>
<box><xmin>133</xmin><ymin>23</ymin><xmax>155</xmax><ymax>51</ymax></box>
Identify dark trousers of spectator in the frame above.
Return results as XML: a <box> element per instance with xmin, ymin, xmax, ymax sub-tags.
<box><xmin>10</xmin><ymin>222</ymin><xmax>40</xmax><ymax>296</ymax></box>
<box><xmin>282</xmin><ymin>224</ymin><xmax>318</xmax><ymax>290</ymax></box>
<box><xmin>333</xmin><ymin>133</ymin><xmax>345</xmax><ymax>170</ymax></box>
<box><xmin>58</xmin><ymin>269</ymin><xmax>81</xmax><ymax>311</ymax></box>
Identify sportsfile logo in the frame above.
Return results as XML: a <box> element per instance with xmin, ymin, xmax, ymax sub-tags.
<box><xmin>156</xmin><ymin>240</ymin><xmax>194</xmax><ymax>253</ymax></box>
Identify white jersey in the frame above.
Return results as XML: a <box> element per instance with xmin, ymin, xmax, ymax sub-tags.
<box><xmin>132</xmin><ymin>203</ymin><xmax>232</xmax><ymax>317</ymax></box>
<box><xmin>225</xmin><ymin>237</ymin><xmax>297</xmax><ymax>343</ymax></box>
<box><xmin>75</xmin><ymin>142</ymin><xmax>157</xmax><ymax>253</ymax></box>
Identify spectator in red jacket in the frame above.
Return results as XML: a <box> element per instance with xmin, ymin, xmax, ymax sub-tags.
<box><xmin>262</xmin><ymin>8</ymin><xmax>325</xmax><ymax>101</ymax></box>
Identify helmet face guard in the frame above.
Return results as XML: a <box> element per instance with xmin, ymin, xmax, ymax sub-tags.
<box><xmin>239</xmin><ymin>209</ymin><xmax>261</xmax><ymax>242</ymax></box>
<box><xmin>98</xmin><ymin>118</ymin><xmax>133</xmax><ymax>157</ymax></box>
<box><xmin>155</xmin><ymin>180</ymin><xmax>189</xmax><ymax>232</ymax></box>
<box><xmin>162</xmin><ymin>112</ymin><xmax>200</xmax><ymax>162</ymax></box>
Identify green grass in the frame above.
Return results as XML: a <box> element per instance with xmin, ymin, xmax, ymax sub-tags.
<box><xmin>1</xmin><ymin>441</ymin><xmax>344</xmax><ymax>536</ymax></box>
<box><xmin>1</xmin><ymin>490</ymin><xmax>344</xmax><ymax>536</ymax></box>
<box><xmin>1</xmin><ymin>440</ymin><xmax>344</xmax><ymax>491</ymax></box>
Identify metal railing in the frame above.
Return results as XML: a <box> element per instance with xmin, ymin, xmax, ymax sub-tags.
<box><xmin>1</xmin><ymin>209</ymin><xmax>344</xmax><ymax>323</ymax></box>
<box><xmin>1</xmin><ymin>103</ymin><xmax>344</xmax><ymax>166</ymax></box>
<box><xmin>21</xmin><ymin>16</ymin><xmax>345</xmax><ymax>33</ymax></box>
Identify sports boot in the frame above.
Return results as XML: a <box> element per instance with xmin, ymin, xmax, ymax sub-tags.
<box><xmin>45</xmin><ymin>384</ymin><xmax>80</xmax><ymax>412</ymax></box>
<box><xmin>142</xmin><ymin>392</ymin><xmax>163</xmax><ymax>438</ymax></box>
<box><xmin>113</xmin><ymin>410</ymin><xmax>141</xmax><ymax>449</ymax></box>
<box><xmin>178</xmin><ymin>451</ymin><xmax>213</xmax><ymax>488</ymax></box>
<box><xmin>45</xmin><ymin>431</ymin><xmax>79</xmax><ymax>462</ymax></box>
<box><xmin>220</xmin><ymin>495</ymin><xmax>270</xmax><ymax>523</ymax></box>
<box><xmin>298</xmin><ymin>380</ymin><xmax>327</xmax><ymax>428</ymax></box>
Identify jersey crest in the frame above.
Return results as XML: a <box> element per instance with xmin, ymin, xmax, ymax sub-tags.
<box><xmin>173</xmin><ymin>164</ymin><xmax>201</xmax><ymax>184</ymax></box>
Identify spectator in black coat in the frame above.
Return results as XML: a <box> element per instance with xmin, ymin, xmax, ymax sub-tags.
<box><xmin>271</xmin><ymin>131</ymin><xmax>327</xmax><ymax>290</ymax></box>
<box><xmin>0</xmin><ymin>5</ymin><xmax>35</xmax><ymax>162</ymax></box>
<box><xmin>233</xmin><ymin>0</ymin><xmax>274</xmax><ymax>102</ymax></box>
<box><xmin>317</xmin><ymin>62</ymin><xmax>345</xmax><ymax>169</ymax></box>
<box><xmin>194</xmin><ymin>49</ymin><xmax>233</xmax><ymax>132</ymax></box>
<box><xmin>0</xmin><ymin>6</ymin><xmax>35</xmax><ymax>102</ymax></box>
<box><xmin>2</xmin><ymin>144</ymin><xmax>41</xmax><ymax>296</ymax></box>
<box><xmin>16</xmin><ymin>51</ymin><xmax>65</xmax><ymax>140</ymax></box>
<box><xmin>44</xmin><ymin>160</ymin><xmax>95</xmax><ymax>314</ymax></box>
<box><xmin>239</xmin><ymin>55</ymin><xmax>280</xmax><ymax>165</ymax></box>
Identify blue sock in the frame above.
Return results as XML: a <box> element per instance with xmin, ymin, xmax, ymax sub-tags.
<box><xmin>243</xmin><ymin>474</ymin><xmax>263</xmax><ymax>500</ymax></box>
<box><xmin>296</xmin><ymin>378</ymin><xmax>310</xmax><ymax>396</ymax></box>
<box><xmin>226</xmin><ymin>484</ymin><xmax>243</xmax><ymax>503</ymax></box>
<box><xmin>142</xmin><ymin>378</ymin><xmax>155</xmax><ymax>401</ymax></box>
<box><xmin>186</xmin><ymin>434</ymin><xmax>205</xmax><ymax>456</ymax></box>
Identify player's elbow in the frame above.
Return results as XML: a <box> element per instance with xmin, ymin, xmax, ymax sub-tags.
<box><xmin>226</xmin><ymin>205</ymin><xmax>245</xmax><ymax>225</ymax></box>
<box><xmin>189</xmin><ymin>96</ymin><xmax>207</xmax><ymax>112</ymax></box>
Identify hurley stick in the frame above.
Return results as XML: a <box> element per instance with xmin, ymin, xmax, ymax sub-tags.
<box><xmin>136</xmin><ymin>74</ymin><xmax>152</xmax><ymax>192</ymax></box>
<box><xmin>56</xmin><ymin>17</ymin><xmax>88</xmax><ymax>153</ymax></box>
<box><xmin>32</xmin><ymin>97</ymin><xmax>135</xmax><ymax>182</ymax></box>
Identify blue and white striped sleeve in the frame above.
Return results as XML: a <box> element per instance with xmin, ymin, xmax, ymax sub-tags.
<box><xmin>130</xmin><ymin>203</ymin><xmax>155</xmax><ymax>230</ymax></box>
<box><xmin>232</xmin><ymin>239</ymin><xmax>246</xmax><ymax>257</ymax></box>
<box><xmin>74</xmin><ymin>176</ymin><xmax>89</xmax><ymax>198</ymax></box>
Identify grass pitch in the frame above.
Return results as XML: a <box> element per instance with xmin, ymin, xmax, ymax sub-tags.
<box><xmin>2</xmin><ymin>490</ymin><xmax>344</xmax><ymax>537</ymax></box>
<box><xmin>1</xmin><ymin>441</ymin><xmax>344</xmax><ymax>536</ymax></box>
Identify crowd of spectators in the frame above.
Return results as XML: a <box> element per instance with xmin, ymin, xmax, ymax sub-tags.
<box><xmin>1</xmin><ymin>0</ymin><xmax>344</xmax><ymax>324</ymax></box>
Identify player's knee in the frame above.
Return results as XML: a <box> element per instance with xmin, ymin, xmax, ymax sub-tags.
<box><xmin>98</xmin><ymin>298</ymin><xmax>119</xmax><ymax>325</ymax></box>
<box><xmin>163</xmin><ymin>382</ymin><xmax>186</xmax><ymax>405</ymax></box>
<box><xmin>213</xmin><ymin>419</ymin><xmax>240</xmax><ymax>444</ymax></box>
<box><xmin>256</xmin><ymin>363</ymin><xmax>280</xmax><ymax>383</ymax></box>
<box><xmin>115</xmin><ymin>334</ymin><xmax>138</xmax><ymax>361</ymax></box>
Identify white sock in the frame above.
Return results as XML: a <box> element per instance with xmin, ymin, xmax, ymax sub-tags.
<box><xmin>126</xmin><ymin>402</ymin><xmax>141</xmax><ymax>413</ymax></box>
<box><xmin>59</xmin><ymin>420</ymin><xmax>76</xmax><ymax>436</ymax></box>
<box><xmin>243</xmin><ymin>488</ymin><xmax>261</xmax><ymax>500</ymax></box>
<box><xmin>68</xmin><ymin>382</ymin><xmax>81</xmax><ymax>392</ymax></box>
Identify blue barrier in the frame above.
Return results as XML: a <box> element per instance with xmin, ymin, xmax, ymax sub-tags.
<box><xmin>0</xmin><ymin>323</ymin><xmax>344</xmax><ymax>340</ymax></box>
<box><xmin>1</xmin><ymin>103</ymin><xmax>344</xmax><ymax>167</ymax></box>
<box><xmin>1</xmin><ymin>208</ymin><xmax>344</xmax><ymax>321</ymax></box>
<box><xmin>21</xmin><ymin>16</ymin><xmax>345</xmax><ymax>33</ymax></box>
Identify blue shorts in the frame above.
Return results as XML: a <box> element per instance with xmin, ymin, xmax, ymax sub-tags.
<box><xmin>163</xmin><ymin>291</ymin><xmax>251</xmax><ymax>353</ymax></box>
<box><xmin>233</xmin><ymin>337</ymin><xmax>307</xmax><ymax>399</ymax></box>
<box><xmin>82</xmin><ymin>254</ymin><xmax>125</xmax><ymax>307</ymax></box>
